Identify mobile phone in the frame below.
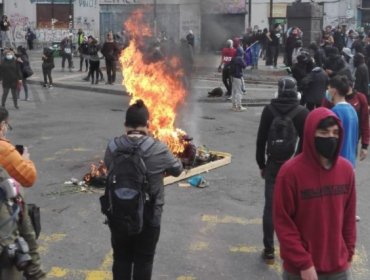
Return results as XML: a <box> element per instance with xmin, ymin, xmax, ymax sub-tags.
<box><xmin>15</xmin><ymin>145</ymin><xmax>24</xmax><ymax>155</ymax></box>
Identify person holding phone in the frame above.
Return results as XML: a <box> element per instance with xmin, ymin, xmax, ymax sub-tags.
<box><xmin>0</xmin><ymin>107</ymin><xmax>46</xmax><ymax>279</ymax></box>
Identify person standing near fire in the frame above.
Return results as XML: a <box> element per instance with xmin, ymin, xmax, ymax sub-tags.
<box><xmin>101</xmin><ymin>31</ymin><xmax>120</xmax><ymax>85</ymax></box>
<box><xmin>102</xmin><ymin>99</ymin><xmax>183</xmax><ymax>280</ymax></box>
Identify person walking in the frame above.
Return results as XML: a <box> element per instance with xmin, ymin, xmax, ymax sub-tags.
<box><xmin>301</xmin><ymin>66</ymin><xmax>329</xmax><ymax>111</ymax></box>
<box><xmin>322</xmin><ymin>80</ymin><xmax>369</xmax><ymax>161</ymax></box>
<box><xmin>230</xmin><ymin>47</ymin><xmax>246</xmax><ymax>111</ymax></box>
<box><xmin>218</xmin><ymin>39</ymin><xmax>236</xmax><ymax>98</ymax></box>
<box><xmin>41</xmin><ymin>47</ymin><xmax>55</xmax><ymax>88</ymax></box>
<box><xmin>256</xmin><ymin>77</ymin><xmax>309</xmax><ymax>265</ymax></box>
<box><xmin>25</xmin><ymin>28</ymin><xmax>36</xmax><ymax>51</ymax></box>
<box><xmin>16</xmin><ymin>46</ymin><xmax>33</xmax><ymax>101</ymax></box>
<box><xmin>101</xmin><ymin>32</ymin><xmax>120</xmax><ymax>85</ymax></box>
<box><xmin>0</xmin><ymin>15</ymin><xmax>12</xmax><ymax>48</ymax></box>
<box><xmin>326</xmin><ymin>75</ymin><xmax>359</xmax><ymax>168</ymax></box>
<box><xmin>78</xmin><ymin>36</ymin><xmax>89</xmax><ymax>72</ymax></box>
<box><xmin>60</xmin><ymin>34</ymin><xmax>73</xmax><ymax>72</ymax></box>
<box><xmin>266</xmin><ymin>23</ymin><xmax>281</xmax><ymax>68</ymax></box>
<box><xmin>353</xmin><ymin>53</ymin><xmax>369</xmax><ymax>102</ymax></box>
<box><xmin>101</xmin><ymin>99</ymin><xmax>183</xmax><ymax>280</ymax></box>
<box><xmin>87</xmin><ymin>37</ymin><xmax>101</xmax><ymax>85</ymax></box>
<box><xmin>0</xmin><ymin>50</ymin><xmax>22</xmax><ymax>109</ymax></box>
<box><xmin>0</xmin><ymin>107</ymin><xmax>46</xmax><ymax>280</ymax></box>
<box><xmin>186</xmin><ymin>30</ymin><xmax>195</xmax><ymax>50</ymax></box>
<box><xmin>274</xmin><ymin>107</ymin><xmax>356</xmax><ymax>280</ymax></box>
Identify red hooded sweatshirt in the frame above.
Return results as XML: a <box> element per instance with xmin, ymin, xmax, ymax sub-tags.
<box><xmin>273</xmin><ymin>107</ymin><xmax>356</xmax><ymax>275</ymax></box>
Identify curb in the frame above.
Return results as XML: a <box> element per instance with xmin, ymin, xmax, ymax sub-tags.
<box><xmin>27</xmin><ymin>80</ymin><xmax>129</xmax><ymax>96</ymax></box>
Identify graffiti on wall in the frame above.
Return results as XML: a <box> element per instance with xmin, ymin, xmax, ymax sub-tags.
<box><xmin>201</xmin><ymin>0</ymin><xmax>246</xmax><ymax>14</ymax></box>
<box><xmin>9</xmin><ymin>13</ymin><xmax>34</xmax><ymax>42</ymax></box>
<box><xmin>9</xmin><ymin>13</ymin><xmax>94</xmax><ymax>42</ymax></box>
<box><xmin>75</xmin><ymin>16</ymin><xmax>95</xmax><ymax>33</ymax></box>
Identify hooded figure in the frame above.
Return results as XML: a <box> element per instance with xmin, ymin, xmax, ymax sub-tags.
<box><xmin>256</xmin><ymin>77</ymin><xmax>309</xmax><ymax>264</ymax></box>
<box><xmin>353</xmin><ymin>53</ymin><xmax>369</xmax><ymax>99</ymax></box>
<box><xmin>301</xmin><ymin>67</ymin><xmax>329</xmax><ymax>110</ymax></box>
<box><xmin>274</xmin><ymin>108</ymin><xmax>356</xmax><ymax>279</ymax></box>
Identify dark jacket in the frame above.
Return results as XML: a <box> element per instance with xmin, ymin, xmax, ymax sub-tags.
<box><xmin>0</xmin><ymin>58</ymin><xmax>22</xmax><ymax>88</ymax></box>
<box><xmin>104</xmin><ymin>135</ymin><xmax>183</xmax><ymax>227</ymax></box>
<box><xmin>313</xmin><ymin>48</ymin><xmax>326</xmax><ymax>68</ymax></box>
<box><xmin>230</xmin><ymin>47</ymin><xmax>246</xmax><ymax>78</ymax></box>
<box><xmin>42</xmin><ymin>48</ymin><xmax>54</xmax><ymax>70</ymax></box>
<box><xmin>256</xmin><ymin>98</ymin><xmax>309</xmax><ymax>170</ymax></box>
<box><xmin>101</xmin><ymin>41</ymin><xmax>120</xmax><ymax>61</ymax></box>
<box><xmin>301</xmin><ymin>67</ymin><xmax>329</xmax><ymax>105</ymax></box>
<box><xmin>354</xmin><ymin>63</ymin><xmax>369</xmax><ymax>98</ymax></box>
<box><xmin>0</xmin><ymin>19</ymin><xmax>10</xmax><ymax>31</ymax></box>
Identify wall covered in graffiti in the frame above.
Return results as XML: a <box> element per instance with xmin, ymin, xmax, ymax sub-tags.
<box><xmin>5</xmin><ymin>0</ymin><xmax>99</xmax><ymax>43</ymax></box>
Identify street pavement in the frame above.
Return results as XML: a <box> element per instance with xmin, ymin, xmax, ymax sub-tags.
<box><xmin>4</xmin><ymin>70</ymin><xmax>370</xmax><ymax>280</ymax></box>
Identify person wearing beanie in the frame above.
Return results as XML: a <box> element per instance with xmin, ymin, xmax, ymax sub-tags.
<box><xmin>103</xmin><ymin>99</ymin><xmax>183</xmax><ymax>279</ymax></box>
<box><xmin>256</xmin><ymin>77</ymin><xmax>309</xmax><ymax>264</ymax></box>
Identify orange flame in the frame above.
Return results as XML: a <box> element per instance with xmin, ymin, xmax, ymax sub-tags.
<box><xmin>119</xmin><ymin>10</ymin><xmax>187</xmax><ymax>154</ymax></box>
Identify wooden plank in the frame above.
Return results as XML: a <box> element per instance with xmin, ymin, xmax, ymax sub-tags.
<box><xmin>164</xmin><ymin>151</ymin><xmax>232</xmax><ymax>186</ymax></box>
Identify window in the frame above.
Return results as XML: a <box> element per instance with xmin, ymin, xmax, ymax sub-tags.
<box><xmin>36</xmin><ymin>4</ymin><xmax>72</xmax><ymax>28</ymax></box>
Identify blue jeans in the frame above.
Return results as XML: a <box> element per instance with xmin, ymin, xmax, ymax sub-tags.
<box><xmin>251</xmin><ymin>43</ymin><xmax>261</xmax><ymax>66</ymax></box>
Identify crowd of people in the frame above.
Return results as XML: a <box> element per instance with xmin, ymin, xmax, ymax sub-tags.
<box><xmin>251</xmin><ymin>24</ymin><xmax>370</xmax><ymax>280</ymax></box>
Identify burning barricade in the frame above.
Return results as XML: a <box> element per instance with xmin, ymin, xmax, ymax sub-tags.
<box><xmin>82</xmin><ymin>10</ymin><xmax>231</xmax><ymax>188</ymax></box>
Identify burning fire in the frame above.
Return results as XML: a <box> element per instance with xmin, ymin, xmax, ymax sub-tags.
<box><xmin>119</xmin><ymin>10</ymin><xmax>187</xmax><ymax>154</ymax></box>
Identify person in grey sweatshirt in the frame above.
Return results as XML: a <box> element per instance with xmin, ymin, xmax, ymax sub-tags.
<box><xmin>103</xmin><ymin>99</ymin><xmax>183</xmax><ymax>280</ymax></box>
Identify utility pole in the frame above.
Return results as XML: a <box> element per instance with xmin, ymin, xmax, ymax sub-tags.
<box><xmin>269</xmin><ymin>0</ymin><xmax>273</xmax><ymax>28</ymax></box>
<box><xmin>154</xmin><ymin>0</ymin><xmax>157</xmax><ymax>37</ymax></box>
<box><xmin>69</xmin><ymin>0</ymin><xmax>73</xmax><ymax>33</ymax></box>
<box><xmin>248</xmin><ymin>0</ymin><xmax>252</xmax><ymax>27</ymax></box>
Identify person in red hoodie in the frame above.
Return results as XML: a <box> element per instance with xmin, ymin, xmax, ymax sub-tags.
<box><xmin>274</xmin><ymin>107</ymin><xmax>356</xmax><ymax>280</ymax></box>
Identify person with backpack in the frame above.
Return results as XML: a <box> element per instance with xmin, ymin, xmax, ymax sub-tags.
<box><xmin>16</xmin><ymin>46</ymin><xmax>33</xmax><ymax>101</ymax></box>
<box><xmin>101</xmin><ymin>99</ymin><xmax>183</xmax><ymax>280</ymax></box>
<box><xmin>256</xmin><ymin>77</ymin><xmax>309</xmax><ymax>265</ymax></box>
<box><xmin>87</xmin><ymin>36</ymin><xmax>102</xmax><ymax>85</ymax></box>
<box><xmin>0</xmin><ymin>107</ymin><xmax>45</xmax><ymax>279</ymax></box>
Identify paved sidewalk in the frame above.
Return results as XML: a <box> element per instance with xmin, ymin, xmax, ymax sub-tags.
<box><xmin>26</xmin><ymin>49</ymin><xmax>287</xmax><ymax>95</ymax></box>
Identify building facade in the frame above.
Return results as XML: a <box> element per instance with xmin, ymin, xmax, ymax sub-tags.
<box><xmin>3</xmin><ymin>0</ymin><xmax>368</xmax><ymax>47</ymax></box>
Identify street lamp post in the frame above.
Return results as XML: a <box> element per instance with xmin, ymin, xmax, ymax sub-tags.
<box><xmin>269</xmin><ymin>0</ymin><xmax>273</xmax><ymax>28</ymax></box>
<box><xmin>248</xmin><ymin>0</ymin><xmax>252</xmax><ymax>27</ymax></box>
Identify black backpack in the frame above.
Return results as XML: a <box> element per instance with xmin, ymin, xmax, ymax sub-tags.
<box><xmin>100</xmin><ymin>136</ymin><xmax>155</xmax><ymax>235</ymax></box>
<box><xmin>267</xmin><ymin>105</ymin><xmax>302</xmax><ymax>162</ymax></box>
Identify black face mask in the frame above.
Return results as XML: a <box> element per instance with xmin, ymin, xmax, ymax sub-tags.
<box><xmin>314</xmin><ymin>136</ymin><xmax>339</xmax><ymax>160</ymax></box>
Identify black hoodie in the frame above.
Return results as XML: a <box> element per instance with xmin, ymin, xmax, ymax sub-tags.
<box><xmin>256</xmin><ymin>96</ymin><xmax>309</xmax><ymax>169</ymax></box>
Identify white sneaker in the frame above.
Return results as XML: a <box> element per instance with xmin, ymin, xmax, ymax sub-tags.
<box><xmin>236</xmin><ymin>106</ymin><xmax>247</xmax><ymax>112</ymax></box>
<box><xmin>231</xmin><ymin>106</ymin><xmax>237</xmax><ymax>111</ymax></box>
<box><xmin>356</xmin><ymin>215</ymin><xmax>361</xmax><ymax>222</ymax></box>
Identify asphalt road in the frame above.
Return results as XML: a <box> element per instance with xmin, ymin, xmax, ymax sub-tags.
<box><xmin>5</xmin><ymin>78</ymin><xmax>370</xmax><ymax>280</ymax></box>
